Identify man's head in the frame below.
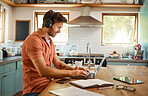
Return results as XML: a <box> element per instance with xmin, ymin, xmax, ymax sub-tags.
<box><xmin>42</xmin><ymin>10</ymin><xmax>67</xmax><ymax>37</ymax></box>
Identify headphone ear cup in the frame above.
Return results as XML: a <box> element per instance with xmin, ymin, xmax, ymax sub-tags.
<box><xmin>44</xmin><ymin>19</ymin><xmax>52</xmax><ymax>28</ymax></box>
<box><xmin>49</xmin><ymin>20</ymin><xmax>52</xmax><ymax>27</ymax></box>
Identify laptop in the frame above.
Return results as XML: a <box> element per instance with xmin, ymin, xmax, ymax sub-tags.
<box><xmin>72</xmin><ymin>57</ymin><xmax>106</xmax><ymax>79</ymax></box>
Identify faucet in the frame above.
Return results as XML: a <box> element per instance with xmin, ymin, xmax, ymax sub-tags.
<box><xmin>86</xmin><ymin>42</ymin><xmax>91</xmax><ymax>69</ymax></box>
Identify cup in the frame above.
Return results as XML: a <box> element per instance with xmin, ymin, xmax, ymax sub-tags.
<box><xmin>75</xmin><ymin>61</ymin><xmax>82</xmax><ymax>67</ymax></box>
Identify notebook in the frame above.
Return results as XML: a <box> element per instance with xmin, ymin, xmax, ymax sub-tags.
<box><xmin>50</xmin><ymin>86</ymin><xmax>105</xmax><ymax>96</ymax></box>
<box><xmin>72</xmin><ymin>57</ymin><xmax>106</xmax><ymax>79</ymax></box>
<box><xmin>70</xmin><ymin>79</ymin><xmax>114</xmax><ymax>88</ymax></box>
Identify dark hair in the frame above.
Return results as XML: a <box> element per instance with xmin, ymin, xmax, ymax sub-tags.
<box><xmin>42</xmin><ymin>10</ymin><xmax>67</xmax><ymax>28</ymax></box>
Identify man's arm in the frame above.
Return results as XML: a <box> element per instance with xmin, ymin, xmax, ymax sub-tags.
<box><xmin>52</xmin><ymin>54</ymin><xmax>75</xmax><ymax>70</ymax></box>
<box><xmin>31</xmin><ymin>56</ymin><xmax>88</xmax><ymax>78</ymax></box>
<box><xmin>52</xmin><ymin>54</ymin><xmax>89</xmax><ymax>72</ymax></box>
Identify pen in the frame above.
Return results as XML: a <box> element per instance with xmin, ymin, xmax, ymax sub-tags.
<box><xmin>99</xmin><ymin>86</ymin><xmax>114</xmax><ymax>89</ymax></box>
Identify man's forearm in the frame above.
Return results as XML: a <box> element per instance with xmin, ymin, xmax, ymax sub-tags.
<box><xmin>44</xmin><ymin>67</ymin><xmax>72</xmax><ymax>78</ymax></box>
<box><xmin>57</xmin><ymin>61</ymin><xmax>74</xmax><ymax>70</ymax></box>
<box><xmin>42</xmin><ymin>66</ymin><xmax>87</xmax><ymax>78</ymax></box>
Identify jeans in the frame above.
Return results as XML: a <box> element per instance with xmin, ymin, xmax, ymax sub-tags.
<box><xmin>23</xmin><ymin>92</ymin><xmax>40</xmax><ymax>96</ymax></box>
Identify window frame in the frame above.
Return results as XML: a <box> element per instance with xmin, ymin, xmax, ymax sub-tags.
<box><xmin>0</xmin><ymin>9</ymin><xmax>5</xmax><ymax>43</ymax></box>
<box><xmin>34</xmin><ymin>12</ymin><xmax>69</xmax><ymax>43</ymax></box>
<box><xmin>101</xmin><ymin>13</ymin><xmax>138</xmax><ymax>45</ymax></box>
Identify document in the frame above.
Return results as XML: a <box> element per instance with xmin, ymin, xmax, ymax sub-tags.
<box><xmin>50</xmin><ymin>86</ymin><xmax>105</xmax><ymax>96</ymax></box>
<box><xmin>70</xmin><ymin>79</ymin><xmax>114</xmax><ymax>88</ymax></box>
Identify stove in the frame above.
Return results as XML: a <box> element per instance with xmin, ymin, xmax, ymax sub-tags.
<box><xmin>65</xmin><ymin>56</ymin><xmax>107</xmax><ymax>67</ymax></box>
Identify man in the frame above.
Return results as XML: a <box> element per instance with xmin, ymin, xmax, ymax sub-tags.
<box><xmin>22</xmin><ymin>10</ymin><xmax>89</xmax><ymax>96</ymax></box>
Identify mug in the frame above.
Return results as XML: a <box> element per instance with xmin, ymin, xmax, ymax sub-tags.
<box><xmin>75</xmin><ymin>61</ymin><xmax>82</xmax><ymax>67</ymax></box>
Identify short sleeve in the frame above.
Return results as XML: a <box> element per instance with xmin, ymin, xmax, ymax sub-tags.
<box><xmin>25</xmin><ymin>36</ymin><xmax>43</xmax><ymax>59</ymax></box>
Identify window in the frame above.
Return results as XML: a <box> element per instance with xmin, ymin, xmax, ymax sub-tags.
<box><xmin>0</xmin><ymin>9</ymin><xmax>5</xmax><ymax>43</ymax></box>
<box><xmin>34</xmin><ymin>12</ymin><xmax>69</xmax><ymax>43</ymax></box>
<box><xmin>102</xmin><ymin>13</ymin><xmax>138</xmax><ymax>45</ymax></box>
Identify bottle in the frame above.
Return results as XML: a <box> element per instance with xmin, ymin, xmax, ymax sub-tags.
<box><xmin>134</xmin><ymin>0</ymin><xmax>139</xmax><ymax>4</ymax></box>
<box><xmin>0</xmin><ymin>49</ymin><xmax>3</xmax><ymax>60</ymax></box>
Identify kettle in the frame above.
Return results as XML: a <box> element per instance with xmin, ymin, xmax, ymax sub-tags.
<box><xmin>69</xmin><ymin>45</ymin><xmax>78</xmax><ymax>56</ymax></box>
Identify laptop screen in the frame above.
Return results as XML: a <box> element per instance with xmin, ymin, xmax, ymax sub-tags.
<box><xmin>94</xmin><ymin>57</ymin><xmax>106</xmax><ymax>76</ymax></box>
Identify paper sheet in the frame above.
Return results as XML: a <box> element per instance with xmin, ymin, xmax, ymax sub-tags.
<box><xmin>50</xmin><ymin>86</ymin><xmax>105</xmax><ymax>96</ymax></box>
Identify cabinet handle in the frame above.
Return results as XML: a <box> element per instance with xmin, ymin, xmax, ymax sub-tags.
<box><xmin>9</xmin><ymin>65</ymin><xmax>13</xmax><ymax>69</ymax></box>
<box><xmin>2</xmin><ymin>74</ymin><xmax>7</xmax><ymax>77</ymax></box>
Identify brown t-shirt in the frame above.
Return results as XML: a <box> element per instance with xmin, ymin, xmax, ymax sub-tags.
<box><xmin>22</xmin><ymin>29</ymin><xmax>56</xmax><ymax>95</ymax></box>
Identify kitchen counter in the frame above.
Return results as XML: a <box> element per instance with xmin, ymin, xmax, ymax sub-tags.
<box><xmin>0</xmin><ymin>56</ymin><xmax>22</xmax><ymax>66</ymax></box>
<box><xmin>58</xmin><ymin>56</ymin><xmax>148</xmax><ymax>63</ymax></box>
<box><xmin>106</xmin><ymin>58</ymin><xmax>148</xmax><ymax>63</ymax></box>
<box><xmin>0</xmin><ymin>56</ymin><xmax>147</xmax><ymax>66</ymax></box>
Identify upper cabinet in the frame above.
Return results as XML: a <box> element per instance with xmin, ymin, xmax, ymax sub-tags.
<box><xmin>1</xmin><ymin>0</ymin><xmax>143</xmax><ymax>8</ymax></box>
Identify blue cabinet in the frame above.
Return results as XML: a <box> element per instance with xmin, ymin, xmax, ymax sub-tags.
<box><xmin>0</xmin><ymin>65</ymin><xmax>4</xmax><ymax>96</ymax></box>
<box><xmin>1</xmin><ymin>62</ymin><xmax>16</xmax><ymax>96</ymax></box>
<box><xmin>0</xmin><ymin>74</ymin><xmax>2</xmax><ymax>96</ymax></box>
<box><xmin>15</xmin><ymin>61</ymin><xmax>23</xmax><ymax>93</ymax></box>
<box><xmin>0</xmin><ymin>61</ymin><xmax>23</xmax><ymax>96</ymax></box>
<box><xmin>2</xmin><ymin>70</ymin><xmax>15</xmax><ymax>96</ymax></box>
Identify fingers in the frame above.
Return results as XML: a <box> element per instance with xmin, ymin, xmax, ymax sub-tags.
<box><xmin>84</xmin><ymin>68</ymin><xmax>89</xmax><ymax>72</ymax></box>
<box><xmin>79</xmin><ymin>67</ymin><xmax>90</xmax><ymax>72</ymax></box>
<box><xmin>75</xmin><ymin>65</ymin><xmax>79</xmax><ymax>70</ymax></box>
<box><xmin>80</xmin><ymin>70</ymin><xmax>89</xmax><ymax>77</ymax></box>
<box><xmin>71</xmin><ymin>69</ymin><xmax>89</xmax><ymax>77</ymax></box>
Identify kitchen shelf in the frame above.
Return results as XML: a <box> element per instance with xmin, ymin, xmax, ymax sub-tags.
<box><xmin>1</xmin><ymin>0</ymin><xmax>15</xmax><ymax>6</ymax></box>
<box><xmin>1</xmin><ymin>0</ymin><xmax>143</xmax><ymax>8</ymax></box>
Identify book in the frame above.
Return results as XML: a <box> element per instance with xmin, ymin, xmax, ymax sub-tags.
<box><xmin>70</xmin><ymin>79</ymin><xmax>114</xmax><ymax>88</ymax></box>
<box><xmin>50</xmin><ymin>86</ymin><xmax>105</xmax><ymax>96</ymax></box>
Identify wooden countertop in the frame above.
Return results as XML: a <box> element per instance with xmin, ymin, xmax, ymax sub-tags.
<box><xmin>39</xmin><ymin>66</ymin><xmax>148</xmax><ymax>96</ymax></box>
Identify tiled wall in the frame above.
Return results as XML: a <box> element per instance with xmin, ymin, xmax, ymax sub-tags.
<box><xmin>55</xmin><ymin>27</ymin><xmax>135</xmax><ymax>57</ymax></box>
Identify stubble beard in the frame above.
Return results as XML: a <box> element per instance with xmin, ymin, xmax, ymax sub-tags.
<box><xmin>48</xmin><ymin>27</ymin><xmax>56</xmax><ymax>37</ymax></box>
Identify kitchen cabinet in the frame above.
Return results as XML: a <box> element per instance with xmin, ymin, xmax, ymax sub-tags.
<box><xmin>15</xmin><ymin>61</ymin><xmax>23</xmax><ymax>94</ymax></box>
<box><xmin>0</xmin><ymin>74</ymin><xmax>1</xmax><ymax>96</ymax></box>
<box><xmin>2</xmin><ymin>71</ymin><xmax>15</xmax><ymax>96</ymax></box>
<box><xmin>0</xmin><ymin>65</ymin><xmax>4</xmax><ymax>96</ymax></box>
<box><xmin>1</xmin><ymin>0</ymin><xmax>143</xmax><ymax>8</ymax></box>
<box><xmin>107</xmin><ymin>61</ymin><xmax>148</xmax><ymax>67</ymax></box>
<box><xmin>2</xmin><ymin>62</ymin><xmax>16</xmax><ymax>96</ymax></box>
<box><xmin>0</xmin><ymin>61</ymin><xmax>23</xmax><ymax>96</ymax></box>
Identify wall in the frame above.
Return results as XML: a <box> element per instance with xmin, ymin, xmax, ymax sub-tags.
<box><xmin>140</xmin><ymin>0</ymin><xmax>148</xmax><ymax>59</ymax></box>
<box><xmin>1</xmin><ymin>2</ymin><xmax>141</xmax><ymax>56</ymax></box>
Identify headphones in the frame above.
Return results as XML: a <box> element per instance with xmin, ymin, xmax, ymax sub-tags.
<box><xmin>44</xmin><ymin>12</ymin><xmax>56</xmax><ymax>28</ymax></box>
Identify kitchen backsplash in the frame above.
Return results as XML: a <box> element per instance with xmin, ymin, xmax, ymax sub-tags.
<box><xmin>55</xmin><ymin>27</ymin><xmax>136</xmax><ymax>57</ymax></box>
<box><xmin>1</xmin><ymin>35</ymin><xmax>147</xmax><ymax>60</ymax></box>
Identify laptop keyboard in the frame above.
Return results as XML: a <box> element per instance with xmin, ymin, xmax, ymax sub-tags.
<box><xmin>71</xmin><ymin>70</ymin><xmax>95</xmax><ymax>79</ymax></box>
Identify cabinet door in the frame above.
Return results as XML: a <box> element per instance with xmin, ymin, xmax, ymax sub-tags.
<box><xmin>16</xmin><ymin>69</ymin><xmax>23</xmax><ymax>92</ymax></box>
<box><xmin>15</xmin><ymin>61</ymin><xmax>23</xmax><ymax>93</ymax></box>
<box><xmin>0</xmin><ymin>74</ymin><xmax>2</xmax><ymax>96</ymax></box>
<box><xmin>0</xmin><ymin>65</ymin><xmax>4</xmax><ymax>96</ymax></box>
<box><xmin>2</xmin><ymin>71</ymin><xmax>15</xmax><ymax>96</ymax></box>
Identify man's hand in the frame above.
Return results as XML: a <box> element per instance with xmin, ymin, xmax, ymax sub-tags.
<box><xmin>70</xmin><ymin>70</ymin><xmax>89</xmax><ymax>77</ymax></box>
<box><xmin>74</xmin><ymin>65</ymin><xmax>89</xmax><ymax>72</ymax></box>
